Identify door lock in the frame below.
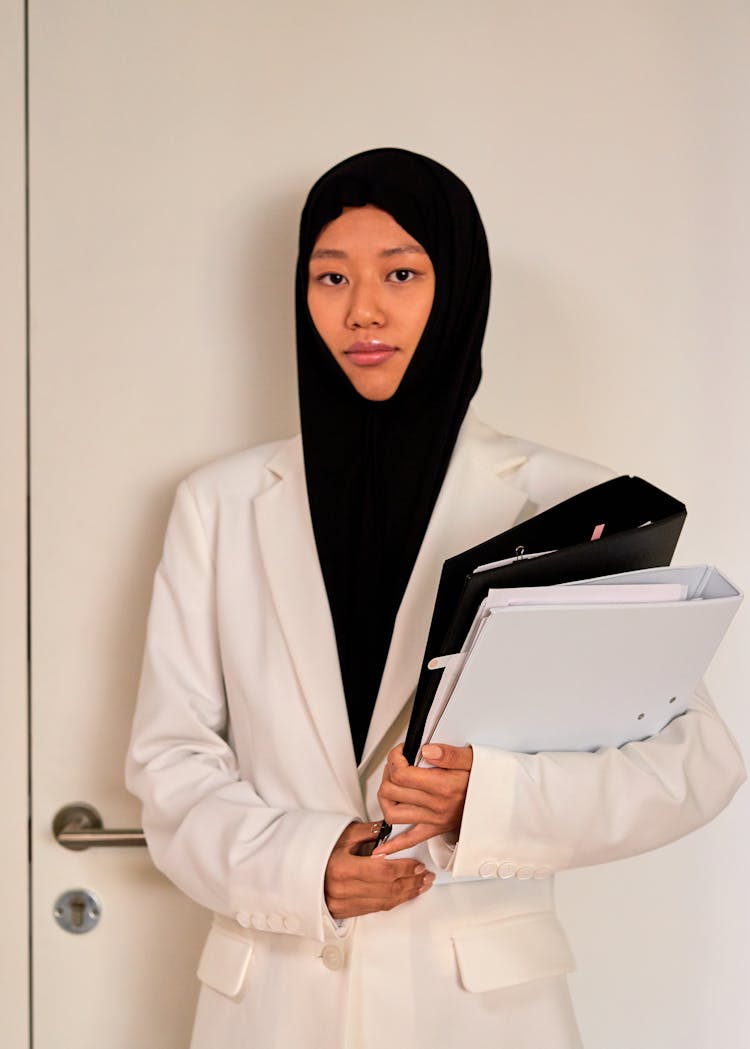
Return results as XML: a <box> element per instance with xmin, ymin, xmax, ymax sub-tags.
<box><xmin>53</xmin><ymin>889</ymin><xmax>102</xmax><ymax>934</ymax></box>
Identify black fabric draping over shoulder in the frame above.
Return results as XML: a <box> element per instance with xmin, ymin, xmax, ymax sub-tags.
<box><xmin>295</xmin><ymin>147</ymin><xmax>491</xmax><ymax>762</ymax></box>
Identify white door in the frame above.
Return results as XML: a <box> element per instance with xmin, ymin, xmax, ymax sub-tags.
<box><xmin>2</xmin><ymin>1</ymin><xmax>30</xmax><ymax>1045</ymax></box>
<box><xmin>27</xmin><ymin>6</ymin><xmax>297</xmax><ymax>1047</ymax></box>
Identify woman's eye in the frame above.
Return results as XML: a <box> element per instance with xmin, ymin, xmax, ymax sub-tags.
<box><xmin>387</xmin><ymin>268</ymin><xmax>416</xmax><ymax>284</ymax></box>
<box><xmin>317</xmin><ymin>272</ymin><xmax>347</xmax><ymax>286</ymax></box>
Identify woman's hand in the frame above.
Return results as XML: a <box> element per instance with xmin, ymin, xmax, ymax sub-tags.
<box><xmin>324</xmin><ymin>821</ymin><xmax>434</xmax><ymax>919</ymax></box>
<box><xmin>373</xmin><ymin>743</ymin><xmax>473</xmax><ymax>856</ymax></box>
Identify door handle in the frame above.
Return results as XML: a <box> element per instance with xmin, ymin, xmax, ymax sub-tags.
<box><xmin>53</xmin><ymin>802</ymin><xmax>146</xmax><ymax>850</ymax></box>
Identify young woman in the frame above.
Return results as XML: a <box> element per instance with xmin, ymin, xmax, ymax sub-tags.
<box><xmin>127</xmin><ymin>148</ymin><xmax>744</xmax><ymax>1048</ymax></box>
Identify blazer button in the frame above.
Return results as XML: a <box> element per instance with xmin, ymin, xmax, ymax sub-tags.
<box><xmin>283</xmin><ymin>915</ymin><xmax>301</xmax><ymax>933</ymax></box>
<box><xmin>251</xmin><ymin>914</ymin><xmax>267</xmax><ymax>930</ymax></box>
<box><xmin>478</xmin><ymin>860</ymin><xmax>498</xmax><ymax>878</ymax></box>
<box><xmin>497</xmin><ymin>862</ymin><xmax>517</xmax><ymax>879</ymax></box>
<box><xmin>516</xmin><ymin>866</ymin><xmax>534</xmax><ymax>880</ymax></box>
<box><xmin>321</xmin><ymin>945</ymin><xmax>344</xmax><ymax>971</ymax></box>
<box><xmin>267</xmin><ymin>914</ymin><xmax>284</xmax><ymax>932</ymax></box>
<box><xmin>235</xmin><ymin>911</ymin><xmax>252</xmax><ymax>928</ymax></box>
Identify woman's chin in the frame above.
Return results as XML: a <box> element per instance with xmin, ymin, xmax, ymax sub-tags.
<box><xmin>346</xmin><ymin>371</ymin><xmax>404</xmax><ymax>402</ymax></box>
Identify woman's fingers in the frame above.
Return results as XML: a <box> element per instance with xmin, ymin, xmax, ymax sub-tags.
<box><xmin>327</xmin><ymin>877</ymin><xmax>434</xmax><ymax>919</ymax></box>
<box><xmin>384</xmin><ymin>742</ymin><xmax>473</xmax><ymax>775</ymax></box>
<box><xmin>328</xmin><ymin>853</ymin><xmax>429</xmax><ymax>890</ymax></box>
<box><xmin>330</xmin><ymin>844</ymin><xmax>428</xmax><ymax>884</ymax></box>
<box><xmin>379</xmin><ymin>771</ymin><xmax>465</xmax><ymax>808</ymax></box>
<box><xmin>372</xmin><ymin>823</ymin><xmax>437</xmax><ymax>856</ymax></box>
<box><xmin>382</xmin><ymin>751</ymin><xmax>471</xmax><ymax>799</ymax></box>
<box><xmin>337</xmin><ymin>820</ymin><xmax>381</xmax><ymax>848</ymax></box>
<box><xmin>379</xmin><ymin>800</ymin><xmax>455</xmax><ymax>826</ymax></box>
<box><xmin>377</xmin><ymin>743</ymin><xmax>473</xmax><ymax>832</ymax></box>
<box><xmin>379</xmin><ymin>771</ymin><xmax>469</xmax><ymax>826</ymax></box>
<box><xmin>378</xmin><ymin>776</ymin><xmax>445</xmax><ymax>815</ymax></box>
<box><xmin>326</xmin><ymin>868</ymin><xmax>429</xmax><ymax>903</ymax></box>
<box><xmin>421</xmin><ymin>743</ymin><xmax>474</xmax><ymax>771</ymax></box>
<box><xmin>325</xmin><ymin>867</ymin><xmax>434</xmax><ymax>919</ymax></box>
<box><xmin>324</xmin><ymin>821</ymin><xmax>435</xmax><ymax>919</ymax></box>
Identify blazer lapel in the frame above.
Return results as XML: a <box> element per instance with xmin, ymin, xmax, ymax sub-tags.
<box><xmin>359</xmin><ymin>415</ymin><xmax>531</xmax><ymax>769</ymax></box>
<box><xmin>253</xmin><ymin>437</ymin><xmax>364</xmax><ymax>815</ymax></box>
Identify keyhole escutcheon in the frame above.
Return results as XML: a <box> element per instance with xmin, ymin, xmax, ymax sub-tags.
<box><xmin>53</xmin><ymin>889</ymin><xmax>102</xmax><ymax>934</ymax></box>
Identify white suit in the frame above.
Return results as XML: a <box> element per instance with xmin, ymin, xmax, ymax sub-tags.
<box><xmin>126</xmin><ymin>411</ymin><xmax>745</xmax><ymax>1048</ymax></box>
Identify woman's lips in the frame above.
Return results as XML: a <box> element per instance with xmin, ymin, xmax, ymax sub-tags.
<box><xmin>344</xmin><ymin>341</ymin><xmax>397</xmax><ymax>366</ymax></box>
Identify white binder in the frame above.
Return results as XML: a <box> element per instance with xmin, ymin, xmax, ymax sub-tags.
<box><xmin>419</xmin><ymin>565</ymin><xmax>742</xmax><ymax>757</ymax></box>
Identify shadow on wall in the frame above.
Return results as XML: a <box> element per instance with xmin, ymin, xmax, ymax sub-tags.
<box><xmin>482</xmin><ymin>254</ymin><xmax>610</xmax><ymax>452</ymax></box>
<box><xmin>482</xmin><ymin>252</ymin><xmax>689</xmax><ymax>481</ymax></box>
<box><xmin>234</xmin><ymin>188</ymin><xmax>302</xmax><ymax>443</ymax></box>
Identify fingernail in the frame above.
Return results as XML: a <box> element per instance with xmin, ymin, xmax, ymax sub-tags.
<box><xmin>418</xmin><ymin>882</ymin><xmax>433</xmax><ymax>893</ymax></box>
<box><xmin>414</xmin><ymin>863</ymin><xmax>426</xmax><ymax>874</ymax></box>
<box><xmin>422</xmin><ymin>745</ymin><xmax>441</xmax><ymax>760</ymax></box>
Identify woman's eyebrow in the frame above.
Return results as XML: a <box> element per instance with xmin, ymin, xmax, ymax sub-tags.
<box><xmin>310</xmin><ymin>248</ymin><xmax>347</xmax><ymax>260</ymax></box>
<box><xmin>309</xmin><ymin>244</ymin><xmax>427</xmax><ymax>261</ymax></box>
<box><xmin>381</xmin><ymin>244</ymin><xmax>427</xmax><ymax>257</ymax></box>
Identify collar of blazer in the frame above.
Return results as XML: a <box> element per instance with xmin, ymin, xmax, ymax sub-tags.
<box><xmin>253</xmin><ymin>410</ymin><xmax>531</xmax><ymax>809</ymax></box>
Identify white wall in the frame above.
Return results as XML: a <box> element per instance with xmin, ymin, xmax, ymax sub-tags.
<box><xmin>23</xmin><ymin>2</ymin><xmax>749</xmax><ymax>1047</ymax></box>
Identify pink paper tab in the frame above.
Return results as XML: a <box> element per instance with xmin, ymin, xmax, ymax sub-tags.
<box><xmin>590</xmin><ymin>523</ymin><xmax>605</xmax><ymax>541</ymax></box>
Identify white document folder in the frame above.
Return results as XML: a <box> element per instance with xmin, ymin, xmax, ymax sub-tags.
<box><xmin>420</xmin><ymin>565</ymin><xmax>742</xmax><ymax>757</ymax></box>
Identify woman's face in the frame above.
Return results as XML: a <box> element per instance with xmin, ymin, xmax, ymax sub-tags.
<box><xmin>307</xmin><ymin>206</ymin><xmax>435</xmax><ymax>401</ymax></box>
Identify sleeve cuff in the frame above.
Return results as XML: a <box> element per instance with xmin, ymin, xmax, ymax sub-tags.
<box><xmin>427</xmin><ymin>832</ymin><xmax>458</xmax><ymax>872</ymax></box>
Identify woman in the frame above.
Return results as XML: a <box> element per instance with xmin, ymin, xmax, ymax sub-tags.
<box><xmin>127</xmin><ymin>148</ymin><xmax>744</xmax><ymax>1048</ymax></box>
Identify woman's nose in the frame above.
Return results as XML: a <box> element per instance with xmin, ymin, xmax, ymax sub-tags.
<box><xmin>346</xmin><ymin>283</ymin><xmax>385</xmax><ymax>329</ymax></box>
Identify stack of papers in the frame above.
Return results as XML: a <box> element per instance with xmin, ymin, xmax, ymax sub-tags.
<box><xmin>417</xmin><ymin>565</ymin><xmax>741</xmax><ymax>760</ymax></box>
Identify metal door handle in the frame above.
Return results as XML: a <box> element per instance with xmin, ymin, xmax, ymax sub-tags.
<box><xmin>53</xmin><ymin>802</ymin><xmax>146</xmax><ymax>850</ymax></box>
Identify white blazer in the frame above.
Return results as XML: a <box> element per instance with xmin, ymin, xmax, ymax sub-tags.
<box><xmin>127</xmin><ymin>411</ymin><xmax>745</xmax><ymax>1049</ymax></box>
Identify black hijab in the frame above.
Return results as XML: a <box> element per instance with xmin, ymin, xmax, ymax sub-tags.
<box><xmin>295</xmin><ymin>147</ymin><xmax>490</xmax><ymax>761</ymax></box>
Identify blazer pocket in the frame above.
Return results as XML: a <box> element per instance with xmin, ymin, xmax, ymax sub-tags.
<box><xmin>197</xmin><ymin>916</ymin><xmax>254</xmax><ymax>1001</ymax></box>
<box><xmin>452</xmin><ymin>910</ymin><xmax>575</xmax><ymax>993</ymax></box>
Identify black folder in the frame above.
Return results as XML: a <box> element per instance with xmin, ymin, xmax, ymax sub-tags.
<box><xmin>402</xmin><ymin>475</ymin><xmax>686</xmax><ymax>763</ymax></box>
